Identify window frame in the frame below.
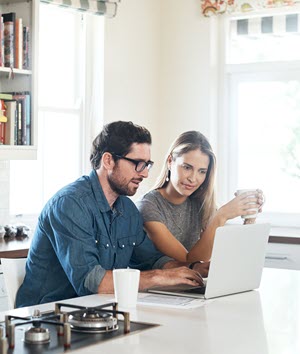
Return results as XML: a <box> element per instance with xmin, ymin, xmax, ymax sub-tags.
<box><xmin>218</xmin><ymin>17</ymin><xmax>300</xmax><ymax>230</ymax></box>
<box><xmin>9</xmin><ymin>6</ymin><xmax>104</xmax><ymax>219</ymax></box>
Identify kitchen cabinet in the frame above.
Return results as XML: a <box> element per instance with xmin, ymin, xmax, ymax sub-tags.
<box><xmin>0</xmin><ymin>0</ymin><xmax>38</xmax><ymax>160</ymax></box>
<box><xmin>0</xmin><ymin>263</ymin><xmax>9</xmax><ymax>311</ymax></box>
<box><xmin>0</xmin><ymin>237</ymin><xmax>30</xmax><ymax>311</ymax></box>
<box><xmin>265</xmin><ymin>230</ymin><xmax>300</xmax><ymax>270</ymax></box>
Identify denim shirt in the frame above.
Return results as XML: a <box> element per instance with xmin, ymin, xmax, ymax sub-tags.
<box><xmin>16</xmin><ymin>170</ymin><xmax>166</xmax><ymax>307</ymax></box>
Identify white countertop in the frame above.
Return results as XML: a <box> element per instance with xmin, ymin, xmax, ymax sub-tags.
<box><xmin>0</xmin><ymin>267</ymin><xmax>299</xmax><ymax>354</ymax></box>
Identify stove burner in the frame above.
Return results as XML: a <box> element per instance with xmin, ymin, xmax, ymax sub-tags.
<box><xmin>1</xmin><ymin>302</ymin><xmax>158</xmax><ymax>354</ymax></box>
<box><xmin>68</xmin><ymin>309</ymin><xmax>118</xmax><ymax>333</ymax></box>
<box><xmin>24</xmin><ymin>327</ymin><xmax>50</xmax><ymax>344</ymax></box>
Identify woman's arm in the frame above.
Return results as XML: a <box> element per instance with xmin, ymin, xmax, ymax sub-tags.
<box><xmin>187</xmin><ymin>191</ymin><xmax>264</xmax><ymax>261</ymax></box>
<box><xmin>143</xmin><ymin>221</ymin><xmax>189</xmax><ymax>262</ymax></box>
<box><xmin>144</xmin><ymin>191</ymin><xmax>264</xmax><ymax>263</ymax></box>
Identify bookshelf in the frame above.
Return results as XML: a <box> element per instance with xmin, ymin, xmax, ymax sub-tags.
<box><xmin>0</xmin><ymin>0</ymin><xmax>38</xmax><ymax>160</ymax></box>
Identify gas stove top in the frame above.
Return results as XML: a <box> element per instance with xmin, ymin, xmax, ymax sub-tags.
<box><xmin>0</xmin><ymin>302</ymin><xmax>158</xmax><ymax>354</ymax></box>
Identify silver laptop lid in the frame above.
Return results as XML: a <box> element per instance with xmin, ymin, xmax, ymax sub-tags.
<box><xmin>204</xmin><ymin>223</ymin><xmax>270</xmax><ymax>299</ymax></box>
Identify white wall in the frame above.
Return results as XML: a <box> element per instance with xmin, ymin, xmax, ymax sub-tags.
<box><xmin>104</xmin><ymin>0</ymin><xmax>220</xmax><ymax>198</ymax></box>
<box><xmin>0</xmin><ymin>0</ymin><xmax>221</xmax><ymax>217</ymax></box>
<box><xmin>0</xmin><ymin>162</ymin><xmax>9</xmax><ymax>224</ymax></box>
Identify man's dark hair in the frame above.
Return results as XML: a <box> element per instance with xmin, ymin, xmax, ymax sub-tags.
<box><xmin>90</xmin><ymin>121</ymin><xmax>152</xmax><ymax>169</ymax></box>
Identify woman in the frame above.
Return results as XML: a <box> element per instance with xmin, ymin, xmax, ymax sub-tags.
<box><xmin>136</xmin><ymin>131</ymin><xmax>264</xmax><ymax>263</ymax></box>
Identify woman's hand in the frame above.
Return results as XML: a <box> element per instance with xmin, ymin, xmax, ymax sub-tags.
<box><xmin>217</xmin><ymin>189</ymin><xmax>265</xmax><ymax>221</ymax></box>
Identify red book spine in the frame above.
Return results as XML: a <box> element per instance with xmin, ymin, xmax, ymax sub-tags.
<box><xmin>0</xmin><ymin>99</ymin><xmax>7</xmax><ymax>144</ymax></box>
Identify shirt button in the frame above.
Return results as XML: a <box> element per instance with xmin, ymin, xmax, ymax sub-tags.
<box><xmin>95</xmin><ymin>240</ymin><xmax>98</xmax><ymax>244</ymax></box>
<box><xmin>106</xmin><ymin>244</ymin><xmax>109</xmax><ymax>248</ymax></box>
<box><xmin>133</xmin><ymin>242</ymin><xmax>136</xmax><ymax>246</ymax></box>
<box><xmin>122</xmin><ymin>245</ymin><xmax>125</xmax><ymax>248</ymax></box>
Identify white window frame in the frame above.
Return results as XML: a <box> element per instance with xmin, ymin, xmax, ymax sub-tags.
<box><xmin>218</xmin><ymin>16</ymin><xmax>300</xmax><ymax>230</ymax></box>
<box><xmin>9</xmin><ymin>6</ymin><xmax>104</xmax><ymax>220</ymax></box>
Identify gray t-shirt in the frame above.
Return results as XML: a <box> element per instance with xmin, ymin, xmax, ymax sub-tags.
<box><xmin>136</xmin><ymin>190</ymin><xmax>203</xmax><ymax>251</ymax></box>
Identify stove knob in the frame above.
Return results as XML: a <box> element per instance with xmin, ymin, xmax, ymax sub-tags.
<box><xmin>32</xmin><ymin>309</ymin><xmax>41</xmax><ymax>318</ymax></box>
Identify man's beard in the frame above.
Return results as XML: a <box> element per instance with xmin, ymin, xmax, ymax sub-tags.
<box><xmin>107</xmin><ymin>169</ymin><xmax>142</xmax><ymax>197</ymax></box>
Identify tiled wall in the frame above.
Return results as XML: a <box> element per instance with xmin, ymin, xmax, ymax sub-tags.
<box><xmin>0</xmin><ymin>161</ymin><xmax>9</xmax><ymax>225</ymax></box>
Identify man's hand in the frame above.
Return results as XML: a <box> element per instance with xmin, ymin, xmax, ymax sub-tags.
<box><xmin>98</xmin><ymin>264</ymin><xmax>206</xmax><ymax>294</ymax></box>
<box><xmin>192</xmin><ymin>261</ymin><xmax>210</xmax><ymax>278</ymax></box>
<box><xmin>138</xmin><ymin>266</ymin><xmax>204</xmax><ymax>291</ymax></box>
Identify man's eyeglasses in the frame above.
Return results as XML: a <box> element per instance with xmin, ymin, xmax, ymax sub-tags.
<box><xmin>113</xmin><ymin>154</ymin><xmax>154</xmax><ymax>172</ymax></box>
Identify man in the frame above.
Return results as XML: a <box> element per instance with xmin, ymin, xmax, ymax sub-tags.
<box><xmin>16</xmin><ymin>121</ymin><xmax>207</xmax><ymax>307</ymax></box>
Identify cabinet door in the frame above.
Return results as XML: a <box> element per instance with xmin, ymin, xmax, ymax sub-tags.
<box><xmin>265</xmin><ymin>242</ymin><xmax>300</xmax><ymax>270</ymax></box>
<box><xmin>0</xmin><ymin>273</ymin><xmax>9</xmax><ymax>311</ymax></box>
<box><xmin>0</xmin><ymin>0</ymin><xmax>38</xmax><ymax>160</ymax></box>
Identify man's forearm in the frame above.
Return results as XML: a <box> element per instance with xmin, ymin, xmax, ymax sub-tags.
<box><xmin>162</xmin><ymin>260</ymin><xmax>190</xmax><ymax>269</ymax></box>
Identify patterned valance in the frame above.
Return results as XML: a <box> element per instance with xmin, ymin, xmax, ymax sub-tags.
<box><xmin>201</xmin><ymin>0</ymin><xmax>300</xmax><ymax>17</ymax></box>
<box><xmin>40</xmin><ymin>0</ymin><xmax>121</xmax><ymax>17</ymax></box>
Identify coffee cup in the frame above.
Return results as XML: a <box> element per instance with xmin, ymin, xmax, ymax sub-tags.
<box><xmin>236</xmin><ymin>189</ymin><xmax>263</xmax><ymax>224</ymax></box>
<box><xmin>113</xmin><ymin>269</ymin><xmax>140</xmax><ymax>309</ymax></box>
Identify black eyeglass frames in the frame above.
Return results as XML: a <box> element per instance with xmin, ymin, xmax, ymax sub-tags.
<box><xmin>113</xmin><ymin>154</ymin><xmax>154</xmax><ymax>172</ymax></box>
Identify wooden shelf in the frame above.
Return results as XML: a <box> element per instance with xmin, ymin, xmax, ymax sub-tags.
<box><xmin>0</xmin><ymin>145</ymin><xmax>37</xmax><ymax>160</ymax></box>
<box><xmin>0</xmin><ymin>67</ymin><xmax>32</xmax><ymax>76</ymax></box>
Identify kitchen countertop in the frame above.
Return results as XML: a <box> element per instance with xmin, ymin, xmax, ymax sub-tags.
<box><xmin>0</xmin><ymin>267</ymin><xmax>298</xmax><ymax>354</ymax></box>
<box><xmin>0</xmin><ymin>224</ymin><xmax>298</xmax><ymax>260</ymax></box>
<box><xmin>0</xmin><ymin>236</ymin><xmax>31</xmax><ymax>259</ymax></box>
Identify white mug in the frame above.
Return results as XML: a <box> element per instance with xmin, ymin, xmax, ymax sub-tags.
<box><xmin>113</xmin><ymin>269</ymin><xmax>140</xmax><ymax>309</ymax></box>
<box><xmin>236</xmin><ymin>189</ymin><xmax>263</xmax><ymax>221</ymax></box>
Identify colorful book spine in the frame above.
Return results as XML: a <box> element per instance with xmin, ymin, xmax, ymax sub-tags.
<box><xmin>2</xmin><ymin>12</ymin><xmax>16</xmax><ymax>68</ymax></box>
<box><xmin>15</xmin><ymin>18</ymin><xmax>23</xmax><ymax>69</ymax></box>
<box><xmin>4</xmin><ymin>100</ymin><xmax>17</xmax><ymax>145</ymax></box>
<box><xmin>0</xmin><ymin>121</ymin><xmax>6</xmax><ymax>145</ymax></box>
<box><xmin>10</xmin><ymin>92</ymin><xmax>31</xmax><ymax>145</ymax></box>
<box><xmin>3</xmin><ymin>21</ymin><xmax>14</xmax><ymax>67</ymax></box>
<box><xmin>0</xmin><ymin>17</ymin><xmax>3</xmax><ymax>67</ymax></box>
<box><xmin>0</xmin><ymin>93</ymin><xmax>13</xmax><ymax>100</ymax></box>
<box><xmin>24</xmin><ymin>94</ymin><xmax>31</xmax><ymax>144</ymax></box>
<box><xmin>22</xmin><ymin>26</ymin><xmax>30</xmax><ymax>69</ymax></box>
<box><xmin>0</xmin><ymin>99</ymin><xmax>7</xmax><ymax>144</ymax></box>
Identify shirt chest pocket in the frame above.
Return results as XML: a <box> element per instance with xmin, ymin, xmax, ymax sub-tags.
<box><xmin>113</xmin><ymin>236</ymin><xmax>137</xmax><ymax>268</ymax></box>
<box><xmin>117</xmin><ymin>236</ymin><xmax>137</xmax><ymax>250</ymax></box>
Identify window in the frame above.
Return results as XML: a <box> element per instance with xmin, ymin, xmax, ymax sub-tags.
<box><xmin>9</xmin><ymin>4</ymin><xmax>104</xmax><ymax>216</ymax></box>
<box><xmin>222</xmin><ymin>13</ymin><xmax>300</xmax><ymax>228</ymax></box>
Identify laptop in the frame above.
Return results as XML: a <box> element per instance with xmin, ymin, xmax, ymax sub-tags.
<box><xmin>148</xmin><ymin>223</ymin><xmax>271</xmax><ymax>299</ymax></box>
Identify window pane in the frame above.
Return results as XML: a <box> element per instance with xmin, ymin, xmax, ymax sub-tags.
<box><xmin>236</xmin><ymin>80</ymin><xmax>300</xmax><ymax>214</ymax></box>
<box><xmin>9</xmin><ymin>4</ymin><xmax>84</xmax><ymax>215</ymax></box>
<box><xmin>41</xmin><ymin>111</ymin><xmax>81</xmax><ymax>202</ymax></box>
<box><xmin>38</xmin><ymin>6</ymin><xmax>82</xmax><ymax>108</ymax></box>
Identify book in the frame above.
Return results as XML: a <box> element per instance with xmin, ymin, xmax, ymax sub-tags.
<box><xmin>4</xmin><ymin>100</ymin><xmax>17</xmax><ymax>145</ymax></box>
<box><xmin>8</xmin><ymin>92</ymin><xmax>31</xmax><ymax>145</ymax></box>
<box><xmin>2</xmin><ymin>13</ymin><xmax>16</xmax><ymax>68</ymax></box>
<box><xmin>16</xmin><ymin>100</ymin><xmax>22</xmax><ymax>145</ymax></box>
<box><xmin>0</xmin><ymin>122</ymin><xmax>6</xmax><ymax>144</ymax></box>
<box><xmin>0</xmin><ymin>99</ymin><xmax>7</xmax><ymax>144</ymax></box>
<box><xmin>0</xmin><ymin>16</ymin><xmax>3</xmax><ymax>67</ymax></box>
<box><xmin>0</xmin><ymin>93</ymin><xmax>13</xmax><ymax>100</ymax></box>
<box><xmin>22</xmin><ymin>26</ymin><xmax>30</xmax><ymax>69</ymax></box>
<box><xmin>15</xmin><ymin>18</ymin><xmax>23</xmax><ymax>69</ymax></box>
